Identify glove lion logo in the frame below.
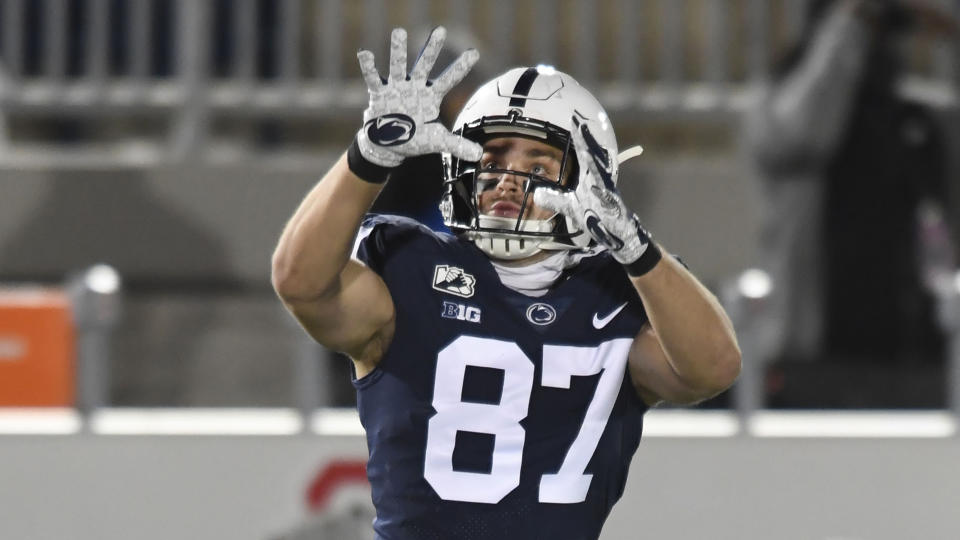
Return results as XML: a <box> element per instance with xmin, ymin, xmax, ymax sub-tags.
<box><xmin>590</xmin><ymin>185</ymin><xmax>622</xmax><ymax>214</ymax></box>
<box><xmin>365</xmin><ymin>113</ymin><xmax>416</xmax><ymax>146</ymax></box>
<box><xmin>585</xmin><ymin>212</ymin><xmax>625</xmax><ymax>251</ymax></box>
<box><xmin>432</xmin><ymin>265</ymin><xmax>477</xmax><ymax>298</ymax></box>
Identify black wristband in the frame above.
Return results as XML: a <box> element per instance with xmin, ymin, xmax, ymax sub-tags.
<box><xmin>624</xmin><ymin>243</ymin><xmax>663</xmax><ymax>277</ymax></box>
<box><xmin>347</xmin><ymin>136</ymin><xmax>394</xmax><ymax>184</ymax></box>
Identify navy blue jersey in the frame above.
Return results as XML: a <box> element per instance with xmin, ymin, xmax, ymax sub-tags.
<box><xmin>353</xmin><ymin>215</ymin><xmax>650</xmax><ymax>540</ymax></box>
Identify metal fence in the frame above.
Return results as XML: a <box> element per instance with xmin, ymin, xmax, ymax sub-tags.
<box><xmin>0</xmin><ymin>0</ymin><xmax>957</xmax><ymax>164</ymax></box>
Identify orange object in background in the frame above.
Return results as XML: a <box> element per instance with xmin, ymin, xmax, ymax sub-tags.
<box><xmin>0</xmin><ymin>288</ymin><xmax>75</xmax><ymax>406</ymax></box>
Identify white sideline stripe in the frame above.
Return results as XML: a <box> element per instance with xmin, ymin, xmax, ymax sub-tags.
<box><xmin>643</xmin><ymin>410</ymin><xmax>740</xmax><ymax>437</ymax></box>
<box><xmin>90</xmin><ymin>408</ymin><xmax>303</xmax><ymax>435</ymax></box>
<box><xmin>0</xmin><ymin>408</ymin><xmax>82</xmax><ymax>435</ymax></box>
<box><xmin>749</xmin><ymin>411</ymin><xmax>956</xmax><ymax>438</ymax></box>
<box><xmin>1</xmin><ymin>409</ymin><xmax>956</xmax><ymax>438</ymax></box>
<box><xmin>311</xmin><ymin>408</ymin><xmax>366</xmax><ymax>436</ymax></box>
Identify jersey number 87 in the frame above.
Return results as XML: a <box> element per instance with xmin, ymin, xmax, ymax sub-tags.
<box><xmin>424</xmin><ymin>335</ymin><xmax>632</xmax><ymax>504</ymax></box>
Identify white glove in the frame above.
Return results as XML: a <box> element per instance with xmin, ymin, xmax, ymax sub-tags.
<box><xmin>355</xmin><ymin>27</ymin><xmax>483</xmax><ymax>169</ymax></box>
<box><xmin>534</xmin><ymin>117</ymin><xmax>662</xmax><ymax>275</ymax></box>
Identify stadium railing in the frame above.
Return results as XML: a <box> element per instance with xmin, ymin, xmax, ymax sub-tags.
<box><xmin>0</xmin><ymin>0</ymin><xmax>956</xmax><ymax>165</ymax></box>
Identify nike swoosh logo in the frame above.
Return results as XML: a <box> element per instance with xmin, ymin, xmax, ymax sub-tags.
<box><xmin>592</xmin><ymin>302</ymin><xmax>628</xmax><ymax>329</ymax></box>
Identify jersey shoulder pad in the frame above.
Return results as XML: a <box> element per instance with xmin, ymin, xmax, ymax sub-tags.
<box><xmin>355</xmin><ymin>213</ymin><xmax>454</xmax><ymax>273</ymax></box>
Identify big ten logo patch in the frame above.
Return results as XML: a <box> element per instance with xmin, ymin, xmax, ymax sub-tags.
<box><xmin>441</xmin><ymin>301</ymin><xmax>482</xmax><ymax>324</ymax></box>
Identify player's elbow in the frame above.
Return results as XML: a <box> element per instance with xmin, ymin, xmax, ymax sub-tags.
<box><xmin>702</xmin><ymin>342</ymin><xmax>741</xmax><ymax>395</ymax></box>
<box><xmin>667</xmin><ymin>342</ymin><xmax>742</xmax><ymax>406</ymax></box>
<box><xmin>681</xmin><ymin>341</ymin><xmax>741</xmax><ymax>403</ymax></box>
<box><xmin>271</xmin><ymin>251</ymin><xmax>300</xmax><ymax>300</ymax></box>
<box><xmin>271</xmin><ymin>250</ymin><xmax>331</xmax><ymax>303</ymax></box>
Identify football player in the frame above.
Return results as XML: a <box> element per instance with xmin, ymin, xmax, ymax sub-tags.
<box><xmin>272</xmin><ymin>26</ymin><xmax>741</xmax><ymax>540</ymax></box>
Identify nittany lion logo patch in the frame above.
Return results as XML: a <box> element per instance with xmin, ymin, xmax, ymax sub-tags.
<box><xmin>525</xmin><ymin>302</ymin><xmax>557</xmax><ymax>326</ymax></box>
<box><xmin>365</xmin><ymin>114</ymin><xmax>416</xmax><ymax>146</ymax></box>
<box><xmin>433</xmin><ymin>265</ymin><xmax>476</xmax><ymax>298</ymax></box>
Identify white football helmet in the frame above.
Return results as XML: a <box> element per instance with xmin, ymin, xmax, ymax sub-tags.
<box><xmin>440</xmin><ymin>65</ymin><xmax>620</xmax><ymax>260</ymax></box>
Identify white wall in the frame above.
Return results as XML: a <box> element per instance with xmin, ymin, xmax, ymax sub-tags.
<box><xmin>0</xmin><ymin>157</ymin><xmax>761</xmax><ymax>288</ymax></box>
<box><xmin>1</xmin><ymin>432</ymin><xmax>957</xmax><ymax>540</ymax></box>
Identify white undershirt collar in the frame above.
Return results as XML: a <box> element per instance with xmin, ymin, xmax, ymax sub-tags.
<box><xmin>490</xmin><ymin>250</ymin><xmax>596</xmax><ymax>297</ymax></box>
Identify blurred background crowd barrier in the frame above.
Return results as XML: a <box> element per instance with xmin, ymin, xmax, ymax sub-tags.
<box><xmin>0</xmin><ymin>0</ymin><xmax>953</xmax><ymax>163</ymax></box>
<box><xmin>0</xmin><ymin>0</ymin><xmax>958</xmax><ymax>412</ymax></box>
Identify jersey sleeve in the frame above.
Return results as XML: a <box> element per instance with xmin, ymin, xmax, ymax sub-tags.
<box><xmin>352</xmin><ymin>214</ymin><xmax>437</xmax><ymax>276</ymax></box>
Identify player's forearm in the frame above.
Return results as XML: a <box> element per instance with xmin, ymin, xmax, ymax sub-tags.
<box><xmin>272</xmin><ymin>152</ymin><xmax>384</xmax><ymax>301</ymax></box>
<box><xmin>629</xmin><ymin>254</ymin><xmax>741</xmax><ymax>396</ymax></box>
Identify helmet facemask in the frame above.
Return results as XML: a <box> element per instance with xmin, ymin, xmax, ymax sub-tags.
<box><xmin>440</xmin><ymin>65</ymin><xmax>620</xmax><ymax>260</ymax></box>
<box><xmin>441</xmin><ymin>112</ymin><xmax>585</xmax><ymax>260</ymax></box>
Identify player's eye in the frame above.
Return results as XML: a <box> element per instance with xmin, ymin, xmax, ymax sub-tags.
<box><xmin>476</xmin><ymin>175</ymin><xmax>496</xmax><ymax>192</ymax></box>
<box><xmin>477</xmin><ymin>162</ymin><xmax>497</xmax><ymax>188</ymax></box>
<box><xmin>529</xmin><ymin>163</ymin><xmax>559</xmax><ymax>182</ymax></box>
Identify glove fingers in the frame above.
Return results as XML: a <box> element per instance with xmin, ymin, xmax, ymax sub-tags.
<box><xmin>533</xmin><ymin>187</ymin><xmax>576</xmax><ymax>218</ymax></box>
<box><xmin>569</xmin><ymin>122</ymin><xmax>601</xmax><ymax>201</ymax></box>
<box><xmin>357</xmin><ymin>50</ymin><xmax>383</xmax><ymax>92</ymax></box>
<box><xmin>429</xmin><ymin>127</ymin><xmax>483</xmax><ymax>162</ymax></box>
<box><xmin>409</xmin><ymin>26</ymin><xmax>446</xmax><ymax>82</ymax></box>
<box><xmin>570</xmin><ymin>117</ymin><xmax>617</xmax><ymax>192</ymax></box>
<box><xmin>569</xmin><ymin>120</ymin><xmax>598</xmax><ymax>185</ymax></box>
<box><xmin>431</xmin><ymin>49</ymin><xmax>479</xmax><ymax>97</ymax></box>
<box><xmin>570</xmin><ymin>118</ymin><xmax>628</xmax><ymax>219</ymax></box>
<box><xmin>388</xmin><ymin>28</ymin><xmax>408</xmax><ymax>83</ymax></box>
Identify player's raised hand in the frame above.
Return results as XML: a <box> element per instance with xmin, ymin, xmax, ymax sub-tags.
<box><xmin>534</xmin><ymin>117</ymin><xmax>662</xmax><ymax>275</ymax></box>
<box><xmin>355</xmin><ymin>27</ymin><xmax>483</xmax><ymax>169</ymax></box>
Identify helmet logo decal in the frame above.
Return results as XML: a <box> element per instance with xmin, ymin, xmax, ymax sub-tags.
<box><xmin>585</xmin><ymin>212</ymin><xmax>625</xmax><ymax>251</ymax></box>
<box><xmin>439</xmin><ymin>195</ymin><xmax>454</xmax><ymax>221</ymax></box>
<box><xmin>525</xmin><ymin>302</ymin><xmax>557</xmax><ymax>326</ymax></box>
<box><xmin>365</xmin><ymin>114</ymin><xmax>416</xmax><ymax>146</ymax></box>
